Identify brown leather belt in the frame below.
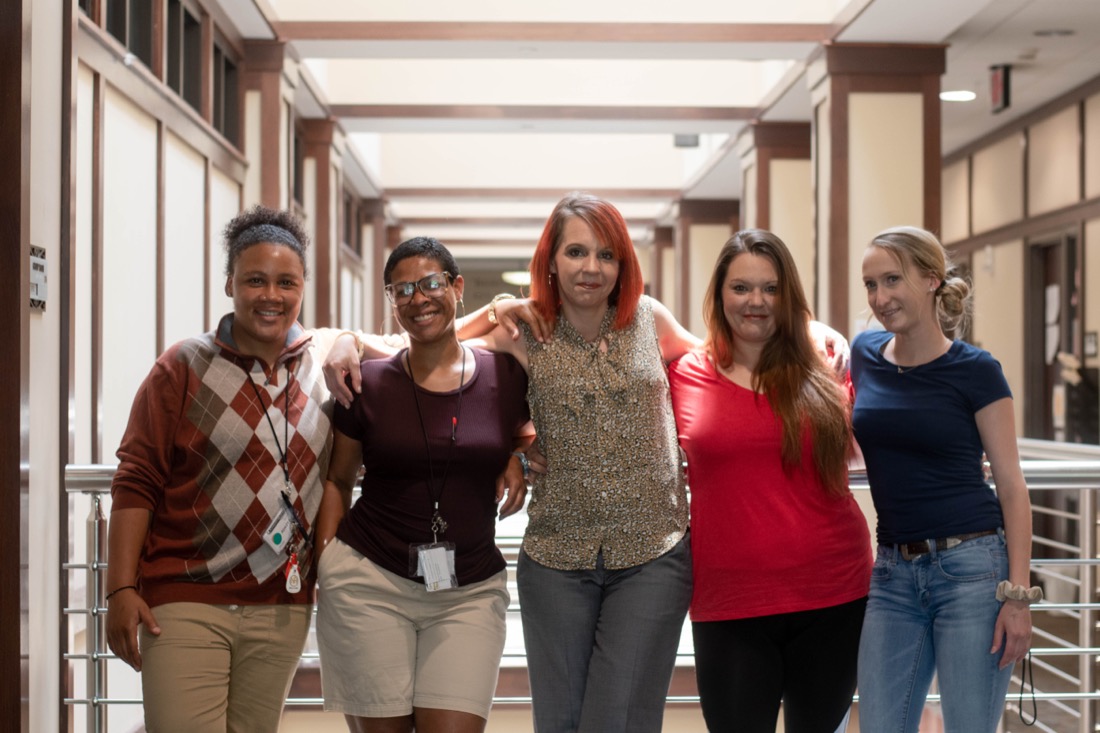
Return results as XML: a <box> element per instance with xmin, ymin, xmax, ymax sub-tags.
<box><xmin>896</xmin><ymin>529</ymin><xmax>999</xmax><ymax>561</ymax></box>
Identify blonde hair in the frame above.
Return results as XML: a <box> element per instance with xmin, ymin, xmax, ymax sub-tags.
<box><xmin>869</xmin><ymin>226</ymin><xmax>972</xmax><ymax>338</ymax></box>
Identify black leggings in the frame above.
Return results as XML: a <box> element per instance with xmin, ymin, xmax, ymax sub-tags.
<box><xmin>692</xmin><ymin>596</ymin><xmax>867</xmax><ymax>733</ymax></box>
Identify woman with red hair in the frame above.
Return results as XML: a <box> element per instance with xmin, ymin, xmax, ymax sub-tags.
<box><xmin>476</xmin><ymin>192</ymin><xmax>699</xmax><ymax>733</ymax></box>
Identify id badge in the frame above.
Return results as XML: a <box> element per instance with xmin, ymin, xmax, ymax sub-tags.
<box><xmin>263</xmin><ymin>504</ymin><xmax>294</xmax><ymax>553</ymax></box>
<box><xmin>409</xmin><ymin>542</ymin><xmax>457</xmax><ymax>592</ymax></box>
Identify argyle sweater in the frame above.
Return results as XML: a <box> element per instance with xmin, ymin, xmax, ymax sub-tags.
<box><xmin>111</xmin><ymin>315</ymin><xmax>333</xmax><ymax>608</ymax></box>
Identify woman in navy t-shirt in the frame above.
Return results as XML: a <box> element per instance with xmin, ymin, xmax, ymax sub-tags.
<box><xmin>852</xmin><ymin>225</ymin><xmax>1036</xmax><ymax>733</ymax></box>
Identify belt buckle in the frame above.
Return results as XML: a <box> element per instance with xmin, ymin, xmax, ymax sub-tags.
<box><xmin>942</xmin><ymin>536</ymin><xmax>964</xmax><ymax>551</ymax></box>
<box><xmin>899</xmin><ymin>542</ymin><xmax>928</xmax><ymax>561</ymax></box>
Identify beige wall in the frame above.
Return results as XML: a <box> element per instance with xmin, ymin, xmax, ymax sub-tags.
<box><xmin>1028</xmin><ymin>106</ymin><xmax>1080</xmax><ymax>216</ymax></box>
<box><xmin>660</xmin><ymin>244</ymin><xmax>677</xmax><ymax>319</ymax></box>
<box><xmin>769</xmin><ymin>158</ymin><xmax>814</xmax><ymax>312</ymax></box>
<box><xmin>848</xmin><ymin>93</ymin><xmax>925</xmax><ymax>337</ymax></box>
<box><xmin>742</xmin><ymin>159</ymin><xmax>757</xmax><ymax>230</ymax></box>
<box><xmin>815</xmin><ymin>98</ymin><xmax>832</xmax><ymax>323</ymax></box>
<box><xmin>970</xmin><ymin>240</ymin><xmax>1026</xmax><ymax>431</ymax></box>
<box><xmin>685</xmin><ymin>224</ymin><xmax>730</xmax><ymax>337</ymax></box>
<box><xmin>972</xmin><ymin>133</ymin><xmax>1024</xmax><ymax>234</ymax></box>
<box><xmin>941</xmin><ymin>159</ymin><xmax>969</xmax><ymax>243</ymax></box>
<box><xmin>1086</xmin><ymin>219</ymin><xmax>1100</xmax><ymax>372</ymax></box>
<box><xmin>1086</xmin><ymin>93</ymin><xmax>1100</xmax><ymax>199</ymax></box>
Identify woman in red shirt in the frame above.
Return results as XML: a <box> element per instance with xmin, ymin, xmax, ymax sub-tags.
<box><xmin>668</xmin><ymin>229</ymin><xmax>871</xmax><ymax>733</ymax></box>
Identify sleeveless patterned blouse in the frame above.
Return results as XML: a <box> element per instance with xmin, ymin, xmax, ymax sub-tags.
<box><xmin>522</xmin><ymin>296</ymin><xmax>688</xmax><ymax>570</ymax></box>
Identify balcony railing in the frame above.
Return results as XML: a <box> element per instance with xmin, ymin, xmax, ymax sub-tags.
<box><xmin>64</xmin><ymin>446</ymin><xmax>1100</xmax><ymax>732</ymax></box>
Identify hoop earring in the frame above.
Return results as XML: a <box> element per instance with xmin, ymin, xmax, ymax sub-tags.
<box><xmin>457</xmin><ymin>298</ymin><xmax>466</xmax><ymax>320</ymax></box>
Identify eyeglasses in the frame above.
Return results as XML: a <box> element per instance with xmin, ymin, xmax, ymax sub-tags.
<box><xmin>384</xmin><ymin>272</ymin><xmax>453</xmax><ymax>305</ymax></box>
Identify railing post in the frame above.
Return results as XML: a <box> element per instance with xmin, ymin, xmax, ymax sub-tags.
<box><xmin>87</xmin><ymin>493</ymin><xmax>107</xmax><ymax>733</ymax></box>
<box><xmin>1080</xmin><ymin>484</ymin><xmax>1095</xmax><ymax>733</ymax></box>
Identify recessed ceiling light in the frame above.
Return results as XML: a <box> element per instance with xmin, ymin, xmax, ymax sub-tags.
<box><xmin>940</xmin><ymin>90</ymin><xmax>977</xmax><ymax>102</ymax></box>
<box><xmin>1034</xmin><ymin>29</ymin><xmax>1074</xmax><ymax>37</ymax></box>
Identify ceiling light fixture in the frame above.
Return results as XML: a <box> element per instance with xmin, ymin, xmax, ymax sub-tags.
<box><xmin>502</xmin><ymin>271</ymin><xmax>531</xmax><ymax>287</ymax></box>
<box><xmin>940</xmin><ymin>90</ymin><xmax>977</xmax><ymax>102</ymax></box>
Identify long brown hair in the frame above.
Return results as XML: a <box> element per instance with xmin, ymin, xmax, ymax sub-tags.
<box><xmin>704</xmin><ymin>229</ymin><xmax>852</xmax><ymax>496</ymax></box>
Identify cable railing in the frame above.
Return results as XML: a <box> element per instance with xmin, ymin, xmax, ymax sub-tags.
<box><xmin>64</xmin><ymin>449</ymin><xmax>1100</xmax><ymax>732</ymax></box>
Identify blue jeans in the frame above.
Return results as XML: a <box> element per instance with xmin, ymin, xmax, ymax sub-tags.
<box><xmin>517</xmin><ymin>535</ymin><xmax>692</xmax><ymax>733</ymax></box>
<box><xmin>857</xmin><ymin>532</ymin><xmax>1014</xmax><ymax>733</ymax></box>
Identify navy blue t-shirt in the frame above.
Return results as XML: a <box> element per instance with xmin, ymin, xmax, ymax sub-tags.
<box><xmin>851</xmin><ymin>329</ymin><xmax>1011</xmax><ymax>545</ymax></box>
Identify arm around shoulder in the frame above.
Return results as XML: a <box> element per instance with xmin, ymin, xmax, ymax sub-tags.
<box><xmin>650</xmin><ymin>297</ymin><xmax>702</xmax><ymax>364</ymax></box>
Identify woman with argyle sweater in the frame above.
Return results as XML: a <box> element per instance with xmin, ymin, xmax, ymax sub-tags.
<box><xmin>105</xmin><ymin>206</ymin><xmax>389</xmax><ymax>732</ymax></box>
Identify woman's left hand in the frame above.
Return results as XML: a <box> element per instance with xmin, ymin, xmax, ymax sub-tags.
<box><xmin>495</xmin><ymin>454</ymin><xmax>529</xmax><ymax>518</ymax></box>
<box><xmin>323</xmin><ymin>334</ymin><xmax>363</xmax><ymax>409</ymax></box>
<box><xmin>494</xmin><ymin>298</ymin><xmax>554</xmax><ymax>343</ymax></box>
<box><xmin>809</xmin><ymin>320</ymin><xmax>850</xmax><ymax>377</ymax></box>
<box><xmin>991</xmin><ymin>599</ymin><xmax>1032</xmax><ymax>669</ymax></box>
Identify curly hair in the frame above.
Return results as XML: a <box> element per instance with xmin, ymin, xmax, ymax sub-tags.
<box><xmin>222</xmin><ymin>205</ymin><xmax>310</xmax><ymax>277</ymax></box>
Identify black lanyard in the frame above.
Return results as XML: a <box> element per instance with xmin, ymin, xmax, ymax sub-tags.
<box><xmin>247</xmin><ymin>362</ymin><xmax>311</xmax><ymax>545</ymax></box>
<box><xmin>405</xmin><ymin>345</ymin><xmax>466</xmax><ymax>541</ymax></box>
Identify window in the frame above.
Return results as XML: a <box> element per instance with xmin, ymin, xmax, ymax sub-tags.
<box><xmin>343</xmin><ymin>192</ymin><xmax>362</xmax><ymax>256</ymax></box>
<box><xmin>292</xmin><ymin>126</ymin><xmax>305</xmax><ymax>207</ymax></box>
<box><xmin>104</xmin><ymin>0</ymin><xmax>153</xmax><ymax>68</ymax></box>
<box><xmin>213</xmin><ymin>42</ymin><xmax>239</xmax><ymax>146</ymax></box>
<box><xmin>166</xmin><ymin>0</ymin><xmax>202</xmax><ymax>113</ymax></box>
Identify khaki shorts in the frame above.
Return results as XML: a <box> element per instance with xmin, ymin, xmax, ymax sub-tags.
<box><xmin>316</xmin><ymin>538</ymin><xmax>509</xmax><ymax>719</ymax></box>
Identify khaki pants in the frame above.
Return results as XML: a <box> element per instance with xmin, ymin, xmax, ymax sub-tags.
<box><xmin>139</xmin><ymin>602</ymin><xmax>312</xmax><ymax>733</ymax></box>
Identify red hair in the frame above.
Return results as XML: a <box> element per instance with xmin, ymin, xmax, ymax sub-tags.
<box><xmin>528</xmin><ymin>192</ymin><xmax>644</xmax><ymax>330</ymax></box>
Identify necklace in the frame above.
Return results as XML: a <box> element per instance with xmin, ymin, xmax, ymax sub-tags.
<box><xmin>405</xmin><ymin>345</ymin><xmax>466</xmax><ymax>542</ymax></box>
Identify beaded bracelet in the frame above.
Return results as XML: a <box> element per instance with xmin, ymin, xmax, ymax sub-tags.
<box><xmin>105</xmin><ymin>584</ymin><xmax>138</xmax><ymax>602</ymax></box>
<box><xmin>995</xmin><ymin>580</ymin><xmax>1043</xmax><ymax>603</ymax></box>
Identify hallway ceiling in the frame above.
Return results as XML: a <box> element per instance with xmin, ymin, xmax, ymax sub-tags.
<box><xmin>221</xmin><ymin>0</ymin><xmax>1100</xmax><ymax>255</ymax></box>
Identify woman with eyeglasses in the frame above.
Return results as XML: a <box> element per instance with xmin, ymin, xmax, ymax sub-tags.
<box><xmin>313</xmin><ymin>236</ymin><xmax>533</xmax><ymax>733</ymax></box>
<box><xmin>105</xmin><ymin>205</ymin><xmax>401</xmax><ymax>731</ymax></box>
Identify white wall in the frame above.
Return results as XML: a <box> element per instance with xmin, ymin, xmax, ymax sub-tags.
<box><xmin>75</xmin><ymin>65</ymin><xmax>95</xmax><ymax>464</ymax></box>
<box><xmin>164</xmin><ymin>133</ymin><xmax>207</xmax><ymax>346</ymax></box>
<box><xmin>208</xmin><ymin>167</ymin><xmax>242</xmax><ymax>328</ymax></box>
<box><xmin>28</xmin><ymin>2</ymin><xmax>63</xmax><ymax>729</ymax></box>
<box><xmin>102</xmin><ymin>87</ymin><xmax>159</xmax><ymax>458</ymax></box>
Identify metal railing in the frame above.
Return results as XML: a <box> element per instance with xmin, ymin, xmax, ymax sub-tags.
<box><xmin>64</xmin><ymin>450</ymin><xmax>1100</xmax><ymax>732</ymax></box>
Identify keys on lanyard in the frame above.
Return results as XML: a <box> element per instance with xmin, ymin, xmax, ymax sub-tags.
<box><xmin>285</xmin><ymin>550</ymin><xmax>302</xmax><ymax>593</ymax></box>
